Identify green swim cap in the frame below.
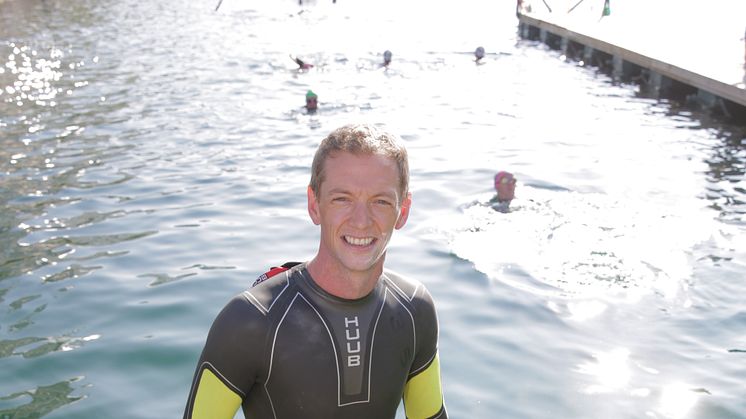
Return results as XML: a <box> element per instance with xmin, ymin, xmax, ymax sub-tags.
<box><xmin>306</xmin><ymin>90</ymin><xmax>317</xmax><ymax>99</ymax></box>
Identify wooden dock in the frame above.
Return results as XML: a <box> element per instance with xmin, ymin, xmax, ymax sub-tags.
<box><xmin>516</xmin><ymin>1</ymin><xmax>746</xmax><ymax>121</ymax></box>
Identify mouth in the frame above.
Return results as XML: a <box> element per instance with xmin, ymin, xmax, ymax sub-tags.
<box><xmin>344</xmin><ymin>235</ymin><xmax>375</xmax><ymax>247</ymax></box>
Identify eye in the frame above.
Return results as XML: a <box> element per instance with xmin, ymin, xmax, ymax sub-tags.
<box><xmin>374</xmin><ymin>199</ymin><xmax>393</xmax><ymax>206</ymax></box>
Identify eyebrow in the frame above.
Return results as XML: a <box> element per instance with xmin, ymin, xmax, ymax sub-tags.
<box><xmin>327</xmin><ymin>188</ymin><xmax>397</xmax><ymax>200</ymax></box>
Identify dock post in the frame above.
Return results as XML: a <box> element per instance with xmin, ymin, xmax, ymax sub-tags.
<box><xmin>649</xmin><ymin>71</ymin><xmax>662</xmax><ymax>96</ymax></box>
<box><xmin>560</xmin><ymin>37</ymin><xmax>569</xmax><ymax>58</ymax></box>
<box><xmin>612</xmin><ymin>55</ymin><xmax>623</xmax><ymax>80</ymax></box>
<box><xmin>696</xmin><ymin>90</ymin><xmax>718</xmax><ymax>110</ymax></box>
<box><xmin>519</xmin><ymin>22</ymin><xmax>530</xmax><ymax>39</ymax></box>
<box><xmin>582</xmin><ymin>46</ymin><xmax>593</xmax><ymax>66</ymax></box>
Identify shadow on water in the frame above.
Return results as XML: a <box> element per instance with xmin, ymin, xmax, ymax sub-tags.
<box><xmin>702</xmin><ymin>128</ymin><xmax>746</xmax><ymax>225</ymax></box>
<box><xmin>0</xmin><ymin>334</ymin><xmax>100</xmax><ymax>359</ymax></box>
<box><xmin>0</xmin><ymin>377</ymin><xmax>84</xmax><ymax>418</ymax></box>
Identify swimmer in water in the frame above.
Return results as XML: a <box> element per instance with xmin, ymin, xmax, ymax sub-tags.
<box><xmin>474</xmin><ymin>46</ymin><xmax>485</xmax><ymax>62</ymax></box>
<box><xmin>490</xmin><ymin>171</ymin><xmax>516</xmax><ymax>212</ymax></box>
<box><xmin>183</xmin><ymin>123</ymin><xmax>448</xmax><ymax>419</ymax></box>
<box><xmin>291</xmin><ymin>55</ymin><xmax>314</xmax><ymax>70</ymax></box>
<box><xmin>305</xmin><ymin>89</ymin><xmax>318</xmax><ymax>112</ymax></box>
<box><xmin>383</xmin><ymin>50</ymin><xmax>392</xmax><ymax>67</ymax></box>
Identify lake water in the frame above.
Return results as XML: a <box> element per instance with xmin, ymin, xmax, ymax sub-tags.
<box><xmin>1</xmin><ymin>0</ymin><xmax>745</xmax><ymax>418</ymax></box>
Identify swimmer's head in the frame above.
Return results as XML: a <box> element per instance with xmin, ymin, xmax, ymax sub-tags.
<box><xmin>383</xmin><ymin>50</ymin><xmax>392</xmax><ymax>65</ymax></box>
<box><xmin>475</xmin><ymin>46</ymin><xmax>485</xmax><ymax>60</ymax></box>
<box><xmin>306</xmin><ymin>90</ymin><xmax>318</xmax><ymax>111</ymax></box>
<box><xmin>494</xmin><ymin>171</ymin><xmax>516</xmax><ymax>202</ymax></box>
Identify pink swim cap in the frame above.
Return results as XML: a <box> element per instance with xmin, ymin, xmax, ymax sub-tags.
<box><xmin>494</xmin><ymin>171</ymin><xmax>514</xmax><ymax>189</ymax></box>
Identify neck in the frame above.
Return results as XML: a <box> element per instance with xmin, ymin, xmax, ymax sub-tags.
<box><xmin>306</xmin><ymin>257</ymin><xmax>384</xmax><ymax>300</ymax></box>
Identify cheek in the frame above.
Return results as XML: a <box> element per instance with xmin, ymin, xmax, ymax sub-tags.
<box><xmin>374</xmin><ymin>208</ymin><xmax>400</xmax><ymax>226</ymax></box>
<box><xmin>320</xmin><ymin>206</ymin><xmax>350</xmax><ymax>227</ymax></box>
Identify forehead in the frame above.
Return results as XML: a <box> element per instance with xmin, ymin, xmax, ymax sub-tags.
<box><xmin>320</xmin><ymin>151</ymin><xmax>400</xmax><ymax>194</ymax></box>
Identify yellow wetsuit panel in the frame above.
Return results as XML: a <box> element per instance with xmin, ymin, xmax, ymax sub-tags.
<box><xmin>190</xmin><ymin>368</ymin><xmax>242</xmax><ymax>419</ymax></box>
<box><xmin>403</xmin><ymin>352</ymin><xmax>444</xmax><ymax>419</ymax></box>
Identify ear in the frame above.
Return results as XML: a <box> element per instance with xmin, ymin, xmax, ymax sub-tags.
<box><xmin>394</xmin><ymin>192</ymin><xmax>412</xmax><ymax>230</ymax></box>
<box><xmin>307</xmin><ymin>186</ymin><xmax>321</xmax><ymax>225</ymax></box>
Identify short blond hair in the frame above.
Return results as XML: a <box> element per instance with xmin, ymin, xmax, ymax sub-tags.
<box><xmin>310</xmin><ymin>124</ymin><xmax>409</xmax><ymax>203</ymax></box>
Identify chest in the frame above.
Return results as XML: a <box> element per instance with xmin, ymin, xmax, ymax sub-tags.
<box><xmin>258</xmin><ymin>290</ymin><xmax>416</xmax><ymax>415</ymax></box>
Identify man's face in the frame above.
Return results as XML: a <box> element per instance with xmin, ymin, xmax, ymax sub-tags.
<box><xmin>306</xmin><ymin>97</ymin><xmax>318</xmax><ymax>111</ymax></box>
<box><xmin>308</xmin><ymin>151</ymin><xmax>411</xmax><ymax>275</ymax></box>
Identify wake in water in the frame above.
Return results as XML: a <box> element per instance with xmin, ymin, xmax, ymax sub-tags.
<box><xmin>425</xmin><ymin>182</ymin><xmax>718</xmax><ymax>302</ymax></box>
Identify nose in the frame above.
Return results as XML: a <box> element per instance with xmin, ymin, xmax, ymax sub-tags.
<box><xmin>348</xmin><ymin>201</ymin><xmax>372</xmax><ymax>229</ymax></box>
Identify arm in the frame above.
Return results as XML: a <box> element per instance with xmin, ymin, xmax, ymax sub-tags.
<box><xmin>186</xmin><ymin>364</ymin><xmax>243</xmax><ymax>419</ymax></box>
<box><xmin>184</xmin><ymin>295</ymin><xmax>265</xmax><ymax>419</ymax></box>
<box><xmin>403</xmin><ymin>287</ymin><xmax>447</xmax><ymax>419</ymax></box>
<box><xmin>403</xmin><ymin>351</ymin><xmax>446</xmax><ymax>418</ymax></box>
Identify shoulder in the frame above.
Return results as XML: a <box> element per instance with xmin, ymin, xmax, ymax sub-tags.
<box><xmin>207</xmin><ymin>264</ymin><xmax>305</xmax><ymax>341</ymax></box>
<box><xmin>382</xmin><ymin>269</ymin><xmax>420</xmax><ymax>297</ymax></box>
<box><xmin>251</xmin><ymin>262</ymin><xmax>303</xmax><ymax>287</ymax></box>
<box><xmin>383</xmin><ymin>270</ymin><xmax>441</xmax><ymax>363</ymax></box>
<box><xmin>243</xmin><ymin>262</ymin><xmax>304</xmax><ymax>315</ymax></box>
<box><xmin>382</xmin><ymin>269</ymin><xmax>436</xmax><ymax>310</ymax></box>
<box><xmin>204</xmin><ymin>293</ymin><xmax>268</xmax><ymax>353</ymax></box>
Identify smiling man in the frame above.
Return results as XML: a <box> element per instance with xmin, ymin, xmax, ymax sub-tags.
<box><xmin>184</xmin><ymin>124</ymin><xmax>447</xmax><ymax>419</ymax></box>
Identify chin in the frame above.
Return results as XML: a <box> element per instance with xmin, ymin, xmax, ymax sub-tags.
<box><xmin>340</xmin><ymin>255</ymin><xmax>383</xmax><ymax>274</ymax></box>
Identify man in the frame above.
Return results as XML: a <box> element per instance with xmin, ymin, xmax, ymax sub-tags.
<box><xmin>306</xmin><ymin>89</ymin><xmax>318</xmax><ymax>112</ymax></box>
<box><xmin>183</xmin><ymin>124</ymin><xmax>447</xmax><ymax>419</ymax></box>
<box><xmin>474</xmin><ymin>46</ymin><xmax>485</xmax><ymax>62</ymax></box>
<box><xmin>490</xmin><ymin>171</ymin><xmax>516</xmax><ymax>212</ymax></box>
<box><xmin>383</xmin><ymin>49</ymin><xmax>393</xmax><ymax>67</ymax></box>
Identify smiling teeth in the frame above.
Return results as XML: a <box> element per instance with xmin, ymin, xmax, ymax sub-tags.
<box><xmin>345</xmin><ymin>236</ymin><xmax>373</xmax><ymax>246</ymax></box>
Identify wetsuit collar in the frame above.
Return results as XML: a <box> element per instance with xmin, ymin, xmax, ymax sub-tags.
<box><xmin>299</xmin><ymin>266</ymin><xmax>384</xmax><ymax>305</ymax></box>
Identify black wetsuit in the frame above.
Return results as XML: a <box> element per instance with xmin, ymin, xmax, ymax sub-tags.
<box><xmin>184</xmin><ymin>263</ymin><xmax>447</xmax><ymax>419</ymax></box>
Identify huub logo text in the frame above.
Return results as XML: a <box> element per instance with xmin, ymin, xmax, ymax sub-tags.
<box><xmin>344</xmin><ymin>316</ymin><xmax>361</xmax><ymax>367</ymax></box>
